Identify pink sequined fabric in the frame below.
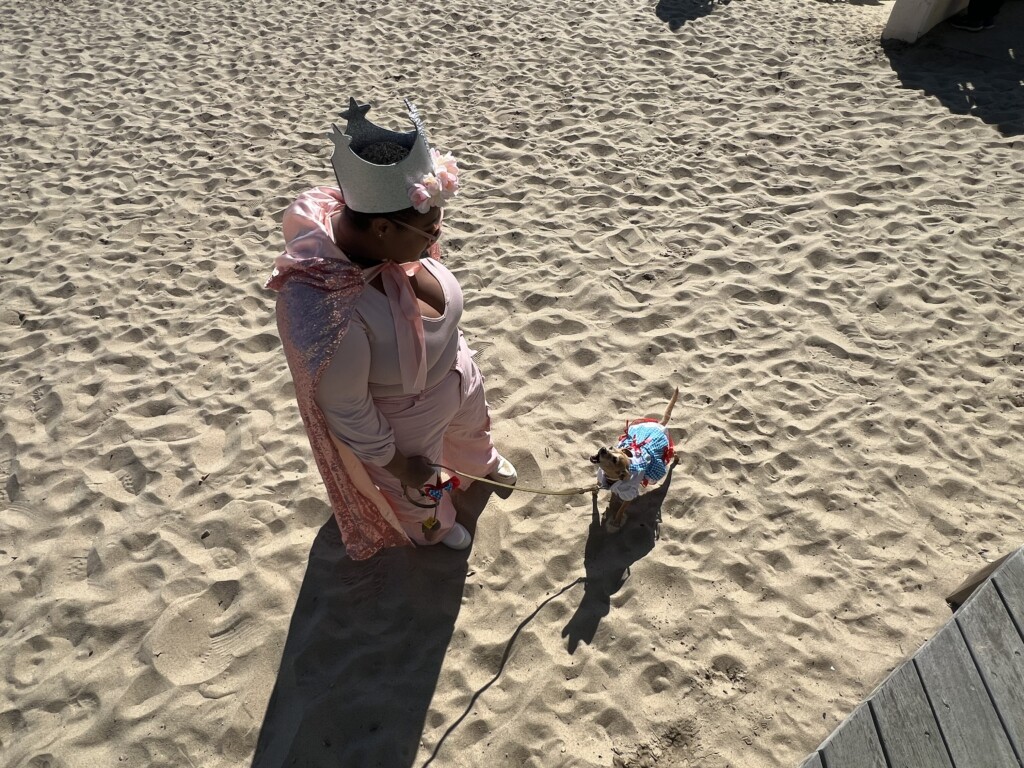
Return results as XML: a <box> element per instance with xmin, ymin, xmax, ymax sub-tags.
<box><xmin>265</xmin><ymin>186</ymin><xmax>421</xmax><ymax>560</ymax></box>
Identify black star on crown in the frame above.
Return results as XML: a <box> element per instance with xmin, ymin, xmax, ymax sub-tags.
<box><xmin>340</xmin><ymin>98</ymin><xmax>371</xmax><ymax>124</ymax></box>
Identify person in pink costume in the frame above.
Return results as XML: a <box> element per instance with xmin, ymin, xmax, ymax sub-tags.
<box><xmin>265</xmin><ymin>98</ymin><xmax>516</xmax><ymax>559</ymax></box>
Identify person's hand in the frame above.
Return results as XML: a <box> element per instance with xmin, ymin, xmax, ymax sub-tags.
<box><xmin>401</xmin><ymin>455</ymin><xmax>436</xmax><ymax>489</ymax></box>
<box><xmin>384</xmin><ymin>451</ymin><xmax>436</xmax><ymax>489</ymax></box>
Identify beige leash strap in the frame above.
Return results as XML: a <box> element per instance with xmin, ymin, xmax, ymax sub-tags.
<box><xmin>431</xmin><ymin>464</ymin><xmax>599</xmax><ymax>497</ymax></box>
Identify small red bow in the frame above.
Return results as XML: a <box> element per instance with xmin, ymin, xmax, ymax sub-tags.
<box><xmin>423</xmin><ymin>475</ymin><xmax>461</xmax><ymax>501</ymax></box>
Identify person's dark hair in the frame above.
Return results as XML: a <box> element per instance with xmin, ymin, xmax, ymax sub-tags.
<box><xmin>358</xmin><ymin>141</ymin><xmax>410</xmax><ymax>165</ymax></box>
<box><xmin>343</xmin><ymin>205</ymin><xmax>420</xmax><ymax>229</ymax></box>
<box><xmin>343</xmin><ymin>141</ymin><xmax>420</xmax><ymax>229</ymax></box>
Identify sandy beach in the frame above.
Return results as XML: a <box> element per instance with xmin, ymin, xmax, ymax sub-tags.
<box><xmin>1</xmin><ymin>0</ymin><xmax>1022</xmax><ymax>765</ymax></box>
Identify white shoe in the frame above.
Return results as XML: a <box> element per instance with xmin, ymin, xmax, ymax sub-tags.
<box><xmin>441</xmin><ymin>522</ymin><xmax>472</xmax><ymax>550</ymax></box>
<box><xmin>489</xmin><ymin>455</ymin><xmax>517</xmax><ymax>499</ymax></box>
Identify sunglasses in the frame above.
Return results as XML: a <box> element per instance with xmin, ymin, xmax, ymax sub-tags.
<box><xmin>387</xmin><ymin>209</ymin><xmax>444</xmax><ymax>246</ymax></box>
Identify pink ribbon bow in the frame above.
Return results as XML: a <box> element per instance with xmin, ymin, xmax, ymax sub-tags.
<box><xmin>369</xmin><ymin>261</ymin><xmax>428</xmax><ymax>394</ymax></box>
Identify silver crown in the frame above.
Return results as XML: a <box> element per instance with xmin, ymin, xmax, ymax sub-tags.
<box><xmin>329</xmin><ymin>98</ymin><xmax>434</xmax><ymax>214</ymax></box>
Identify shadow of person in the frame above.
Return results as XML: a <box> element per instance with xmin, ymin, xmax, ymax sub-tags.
<box><xmin>251</xmin><ymin>518</ymin><xmax>469</xmax><ymax>768</ymax></box>
<box><xmin>451</xmin><ymin>475</ymin><xmax>497</xmax><ymax>536</ymax></box>
<box><xmin>813</xmin><ymin>0</ymin><xmax>885</xmax><ymax>6</ymax></box>
<box><xmin>561</xmin><ymin>463</ymin><xmax>677</xmax><ymax>654</ymax></box>
<box><xmin>654</xmin><ymin>0</ymin><xmax>726</xmax><ymax>30</ymax></box>
<box><xmin>883</xmin><ymin>29</ymin><xmax>1024</xmax><ymax>137</ymax></box>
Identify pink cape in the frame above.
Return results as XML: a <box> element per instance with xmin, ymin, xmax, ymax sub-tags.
<box><xmin>265</xmin><ymin>187</ymin><xmax>441</xmax><ymax>560</ymax></box>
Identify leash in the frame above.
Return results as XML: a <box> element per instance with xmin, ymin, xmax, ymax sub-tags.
<box><xmin>420</xmin><ymin>576</ymin><xmax>590</xmax><ymax>768</ymax></box>
<box><xmin>401</xmin><ymin>473</ymin><xmax>465</xmax><ymax>540</ymax></box>
<box><xmin>429</xmin><ymin>463</ymin><xmax>599</xmax><ymax>497</ymax></box>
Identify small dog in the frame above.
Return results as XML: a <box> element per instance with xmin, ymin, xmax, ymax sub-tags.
<box><xmin>590</xmin><ymin>388</ymin><xmax>679</xmax><ymax>532</ymax></box>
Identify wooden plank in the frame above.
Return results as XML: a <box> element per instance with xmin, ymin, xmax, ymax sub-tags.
<box><xmin>993</xmin><ymin>549</ymin><xmax>1024</xmax><ymax>637</ymax></box>
<box><xmin>870</xmin><ymin>660</ymin><xmax>954</xmax><ymax>768</ymax></box>
<box><xmin>818</xmin><ymin>703</ymin><xmax>887</xmax><ymax>768</ymax></box>
<box><xmin>914</xmin><ymin>621</ymin><xmax>1018</xmax><ymax>768</ymax></box>
<box><xmin>794</xmin><ymin>548</ymin><xmax>1024</xmax><ymax>768</ymax></box>
<box><xmin>947</xmin><ymin>550</ymin><xmax>1016</xmax><ymax>612</ymax></box>
<box><xmin>957</xmin><ymin>579</ymin><xmax>1024</xmax><ymax>760</ymax></box>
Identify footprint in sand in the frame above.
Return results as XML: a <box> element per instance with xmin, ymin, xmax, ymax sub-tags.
<box><xmin>188</xmin><ymin>409</ymin><xmax>274</xmax><ymax>479</ymax></box>
<box><xmin>142</xmin><ymin>581</ymin><xmax>262</xmax><ymax>686</ymax></box>
<box><xmin>100</xmin><ymin>446</ymin><xmax>153</xmax><ymax>497</ymax></box>
<box><xmin>0</xmin><ymin>502</ymin><xmax>39</xmax><ymax>546</ymax></box>
<box><xmin>25</xmin><ymin>754</ymin><xmax>67</xmax><ymax>768</ymax></box>
<box><xmin>28</xmin><ymin>385</ymin><xmax>62</xmax><ymax>426</ymax></box>
<box><xmin>9</xmin><ymin>635</ymin><xmax>73</xmax><ymax>689</ymax></box>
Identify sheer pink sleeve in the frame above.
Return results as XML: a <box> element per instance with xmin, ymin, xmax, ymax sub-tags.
<box><xmin>314</xmin><ymin>319</ymin><xmax>396</xmax><ymax>466</ymax></box>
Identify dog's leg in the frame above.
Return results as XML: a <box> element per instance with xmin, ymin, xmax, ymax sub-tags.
<box><xmin>606</xmin><ymin>496</ymin><xmax>632</xmax><ymax>533</ymax></box>
<box><xmin>660</xmin><ymin>387</ymin><xmax>679</xmax><ymax>426</ymax></box>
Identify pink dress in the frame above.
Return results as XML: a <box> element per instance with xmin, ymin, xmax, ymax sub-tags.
<box><xmin>266</xmin><ymin>187</ymin><xmax>499</xmax><ymax>556</ymax></box>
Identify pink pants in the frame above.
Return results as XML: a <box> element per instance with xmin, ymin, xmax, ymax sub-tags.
<box><xmin>364</xmin><ymin>342</ymin><xmax>499</xmax><ymax>545</ymax></box>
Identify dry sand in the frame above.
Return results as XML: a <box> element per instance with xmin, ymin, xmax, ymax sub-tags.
<box><xmin>1</xmin><ymin>0</ymin><xmax>1022</xmax><ymax>766</ymax></box>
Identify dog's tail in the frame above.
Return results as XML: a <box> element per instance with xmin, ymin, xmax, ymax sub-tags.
<box><xmin>660</xmin><ymin>387</ymin><xmax>679</xmax><ymax>426</ymax></box>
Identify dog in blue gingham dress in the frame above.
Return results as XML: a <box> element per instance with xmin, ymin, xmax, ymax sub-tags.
<box><xmin>589</xmin><ymin>389</ymin><xmax>678</xmax><ymax>532</ymax></box>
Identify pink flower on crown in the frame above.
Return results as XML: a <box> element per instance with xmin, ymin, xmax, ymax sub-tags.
<box><xmin>433</xmin><ymin>150</ymin><xmax>460</xmax><ymax>194</ymax></box>
<box><xmin>408</xmin><ymin>149</ymin><xmax>460</xmax><ymax>213</ymax></box>
<box><xmin>409</xmin><ymin>183</ymin><xmax>434</xmax><ymax>214</ymax></box>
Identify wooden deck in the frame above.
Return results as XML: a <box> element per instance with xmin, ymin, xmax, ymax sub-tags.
<box><xmin>799</xmin><ymin>547</ymin><xmax>1024</xmax><ymax>768</ymax></box>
